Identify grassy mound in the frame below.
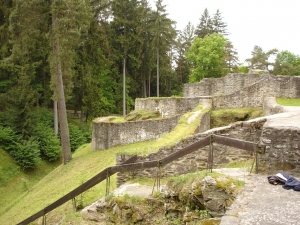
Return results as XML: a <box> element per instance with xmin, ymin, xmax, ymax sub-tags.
<box><xmin>210</xmin><ymin>107</ymin><xmax>263</xmax><ymax>128</ymax></box>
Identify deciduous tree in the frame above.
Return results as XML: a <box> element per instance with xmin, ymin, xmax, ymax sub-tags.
<box><xmin>186</xmin><ymin>33</ymin><xmax>227</xmax><ymax>82</ymax></box>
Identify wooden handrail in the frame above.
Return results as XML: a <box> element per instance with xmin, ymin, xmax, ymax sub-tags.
<box><xmin>17</xmin><ymin>135</ymin><xmax>261</xmax><ymax>225</ymax></box>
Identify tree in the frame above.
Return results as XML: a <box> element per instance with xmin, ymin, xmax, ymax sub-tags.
<box><xmin>151</xmin><ymin>0</ymin><xmax>176</xmax><ymax>97</ymax></box>
<box><xmin>195</xmin><ymin>8</ymin><xmax>228</xmax><ymax>38</ymax></box>
<box><xmin>273</xmin><ymin>50</ymin><xmax>300</xmax><ymax>76</ymax></box>
<box><xmin>245</xmin><ymin>45</ymin><xmax>278</xmax><ymax>71</ymax></box>
<box><xmin>4</xmin><ymin>0</ymin><xmax>49</xmax><ymax>138</ymax></box>
<box><xmin>195</xmin><ymin>8</ymin><xmax>212</xmax><ymax>38</ymax></box>
<box><xmin>50</xmin><ymin>0</ymin><xmax>90</xmax><ymax>164</ymax></box>
<box><xmin>110</xmin><ymin>0</ymin><xmax>143</xmax><ymax>116</ymax></box>
<box><xmin>186</xmin><ymin>33</ymin><xmax>227</xmax><ymax>82</ymax></box>
<box><xmin>223</xmin><ymin>40</ymin><xmax>239</xmax><ymax>74</ymax></box>
<box><xmin>212</xmin><ymin>9</ymin><xmax>228</xmax><ymax>36</ymax></box>
<box><xmin>174</xmin><ymin>22</ymin><xmax>195</xmax><ymax>90</ymax></box>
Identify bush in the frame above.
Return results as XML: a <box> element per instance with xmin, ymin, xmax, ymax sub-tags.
<box><xmin>10</xmin><ymin>138</ymin><xmax>40</xmax><ymax>171</ymax></box>
<box><xmin>0</xmin><ymin>125</ymin><xmax>20</xmax><ymax>153</ymax></box>
<box><xmin>34</xmin><ymin>124</ymin><xmax>61</xmax><ymax>161</ymax></box>
<box><xmin>69</xmin><ymin>124</ymin><xmax>87</xmax><ymax>152</ymax></box>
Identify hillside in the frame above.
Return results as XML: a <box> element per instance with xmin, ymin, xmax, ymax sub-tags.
<box><xmin>0</xmin><ymin>106</ymin><xmax>263</xmax><ymax>224</ymax></box>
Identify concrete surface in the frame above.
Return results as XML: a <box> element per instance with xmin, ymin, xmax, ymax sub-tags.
<box><xmin>220</xmin><ymin>172</ymin><xmax>300</xmax><ymax>225</ymax></box>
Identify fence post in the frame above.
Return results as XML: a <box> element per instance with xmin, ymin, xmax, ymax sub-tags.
<box><xmin>42</xmin><ymin>214</ymin><xmax>46</xmax><ymax>225</ymax></box>
<box><xmin>106</xmin><ymin>168</ymin><xmax>111</xmax><ymax>197</ymax></box>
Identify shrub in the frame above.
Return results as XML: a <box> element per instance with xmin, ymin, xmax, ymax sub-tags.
<box><xmin>10</xmin><ymin>138</ymin><xmax>40</xmax><ymax>171</ymax></box>
<box><xmin>69</xmin><ymin>124</ymin><xmax>87</xmax><ymax>152</ymax></box>
<box><xmin>0</xmin><ymin>125</ymin><xmax>20</xmax><ymax>153</ymax></box>
<box><xmin>34</xmin><ymin>124</ymin><xmax>61</xmax><ymax>161</ymax></box>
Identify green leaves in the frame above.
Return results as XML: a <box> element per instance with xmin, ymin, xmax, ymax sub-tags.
<box><xmin>186</xmin><ymin>33</ymin><xmax>227</xmax><ymax>82</ymax></box>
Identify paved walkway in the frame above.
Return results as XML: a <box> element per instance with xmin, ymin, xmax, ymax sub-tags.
<box><xmin>220</xmin><ymin>171</ymin><xmax>300</xmax><ymax>225</ymax></box>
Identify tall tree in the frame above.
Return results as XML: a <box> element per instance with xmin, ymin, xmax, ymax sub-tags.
<box><xmin>4</xmin><ymin>0</ymin><xmax>49</xmax><ymax>137</ymax></box>
<box><xmin>245</xmin><ymin>45</ymin><xmax>278</xmax><ymax>71</ymax></box>
<box><xmin>174</xmin><ymin>22</ymin><xmax>195</xmax><ymax>90</ymax></box>
<box><xmin>110</xmin><ymin>0</ymin><xmax>143</xmax><ymax>116</ymax></box>
<box><xmin>195</xmin><ymin>8</ymin><xmax>228</xmax><ymax>38</ymax></box>
<box><xmin>195</xmin><ymin>8</ymin><xmax>212</xmax><ymax>38</ymax></box>
<box><xmin>50</xmin><ymin>0</ymin><xmax>90</xmax><ymax>164</ymax></box>
<box><xmin>212</xmin><ymin>9</ymin><xmax>228</xmax><ymax>36</ymax></box>
<box><xmin>186</xmin><ymin>33</ymin><xmax>227</xmax><ymax>82</ymax></box>
<box><xmin>151</xmin><ymin>0</ymin><xmax>176</xmax><ymax>97</ymax></box>
<box><xmin>223</xmin><ymin>40</ymin><xmax>239</xmax><ymax>74</ymax></box>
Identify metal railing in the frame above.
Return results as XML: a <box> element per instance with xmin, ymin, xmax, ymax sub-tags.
<box><xmin>17</xmin><ymin>134</ymin><xmax>263</xmax><ymax>225</ymax></box>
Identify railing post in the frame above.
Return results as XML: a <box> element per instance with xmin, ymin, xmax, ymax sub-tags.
<box><xmin>207</xmin><ymin>135</ymin><xmax>214</xmax><ymax>172</ymax></box>
<box><xmin>42</xmin><ymin>214</ymin><xmax>46</xmax><ymax>225</ymax></box>
<box><xmin>106</xmin><ymin>168</ymin><xmax>111</xmax><ymax>197</ymax></box>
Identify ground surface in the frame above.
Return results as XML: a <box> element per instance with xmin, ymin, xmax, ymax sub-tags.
<box><xmin>108</xmin><ymin>168</ymin><xmax>300</xmax><ymax>225</ymax></box>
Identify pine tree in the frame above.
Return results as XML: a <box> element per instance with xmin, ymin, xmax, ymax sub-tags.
<box><xmin>5</xmin><ymin>0</ymin><xmax>49</xmax><ymax>138</ymax></box>
<box><xmin>195</xmin><ymin>8</ymin><xmax>212</xmax><ymax>38</ymax></box>
<box><xmin>212</xmin><ymin>9</ymin><xmax>228</xmax><ymax>36</ymax></box>
<box><xmin>151</xmin><ymin>0</ymin><xmax>176</xmax><ymax>97</ymax></box>
<box><xmin>195</xmin><ymin>8</ymin><xmax>228</xmax><ymax>38</ymax></box>
<box><xmin>174</xmin><ymin>22</ymin><xmax>195</xmax><ymax>88</ymax></box>
<box><xmin>110</xmin><ymin>0</ymin><xmax>143</xmax><ymax>116</ymax></box>
<box><xmin>50</xmin><ymin>0</ymin><xmax>91</xmax><ymax>164</ymax></box>
<box><xmin>223</xmin><ymin>40</ymin><xmax>239</xmax><ymax>74</ymax></box>
<box><xmin>245</xmin><ymin>45</ymin><xmax>278</xmax><ymax>71</ymax></box>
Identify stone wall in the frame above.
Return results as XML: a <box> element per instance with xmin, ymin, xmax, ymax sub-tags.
<box><xmin>92</xmin><ymin>115</ymin><xmax>180</xmax><ymax>150</ymax></box>
<box><xmin>116</xmin><ymin>119</ymin><xmax>265</xmax><ymax>187</ymax></box>
<box><xmin>184</xmin><ymin>74</ymin><xmax>300</xmax><ymax>100</ymax></box>
<box><xmin>135</xmin><ymin>96</ymin><xmax>212</xmax><ymax>117</ymax></box>
<box><xmin>260</xmin><ymin>126</ymin><xmax>300</xmax><ymax>175</ymax></box>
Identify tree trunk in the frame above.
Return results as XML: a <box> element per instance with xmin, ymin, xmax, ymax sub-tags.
<box><xmin>54</xmin><ymin>100</ymin><xmax>58</xmax><ymax>136</ymax></box>
<box><xmin>123</xmin><ymin>53</ymin><xmax>126</xmax><ymax>117</ymax></box>
<box><xmin>157</xmin><ymin>48</ymin><xmax>159</xmax><ymax>97</ymax></box>
<box><xmin>51</xmin><ymin>0</ymin><xmax>72</xmax><ymax>164</ymax></box>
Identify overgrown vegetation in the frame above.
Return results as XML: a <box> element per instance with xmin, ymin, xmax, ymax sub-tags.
<box><xmin>276</xmin><ymin>98</ymin><xmax>300</xmax><ymax>106</ymax></box>
<box><xmin>0</xmin><ymin>109</ymin><xmax>91</xmax><ymax>171</ymax></box>
<box><xmin>210</xmin><ymin>107</ymin><xmax>263</xmax><ymax>128</ymax></box>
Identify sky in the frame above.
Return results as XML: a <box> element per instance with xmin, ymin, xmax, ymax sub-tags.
<box><xmin>150</xmin><ymin>0</ymin><xmax>300</xmax><ymax>64</ymax></box>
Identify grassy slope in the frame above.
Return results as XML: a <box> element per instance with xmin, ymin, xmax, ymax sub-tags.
<box><xmin>276</xmin><ymin>98</ymin><xmax>300</xmax><ymax>106</ymax></box>
<box><xmin>0</xmin><ymin>105</ymin><xmax>208</xmax><ymax>225</ymax></box>
<box><xmin>210</xmin><ymin>107</ymin><xmax>264</xmax><ymax>128</ymax></box>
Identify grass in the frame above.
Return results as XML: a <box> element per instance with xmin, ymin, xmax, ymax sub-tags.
<box><xmin>0</xmin><ymin>104</ymin><xmax>206</xmax><ymax>225</ymax></box>
<box><xmin>210</xmin><ymin>107</ymin><xmax>263</xmax><ymax>128</ymax></box>
<box><xmin>276</xmin><ymin>98</ymin><xmax>300</xmax><ymax>106</ymax></box>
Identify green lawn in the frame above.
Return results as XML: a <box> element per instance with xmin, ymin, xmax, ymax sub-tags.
<box><xmin>276</xmin><ymin>98</ymin><xmax>300</xmax><ymax>106</ymax></box>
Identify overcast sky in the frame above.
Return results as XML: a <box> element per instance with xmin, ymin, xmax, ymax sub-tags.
<box><xmin>150</xmin><ymin>0</ymin><xmax>300</xmax><ymax>64</ymax></box>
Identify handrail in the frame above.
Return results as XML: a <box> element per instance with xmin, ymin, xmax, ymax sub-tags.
<box><xmin>17</xmin><ymin>135</ymin><xmax>261</xmax><ymax>225</ymax></box>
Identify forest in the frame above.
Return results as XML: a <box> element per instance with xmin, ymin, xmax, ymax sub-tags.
<box><xmin>0</xmin><ymin>0</ymin><xmax>299</xmax><ymax>171</ymax></box>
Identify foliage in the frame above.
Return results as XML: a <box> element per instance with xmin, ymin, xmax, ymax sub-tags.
<box><xmin>34</xmin><ymin>123</ymin><xmax>61</xmax><ymax>161</ymax></box>
<box><xmin>68</xmin><ymin>124</ymin><xmax>88</xmax><ymax>152</ymax></box>
<box><xmin>195</xmin><ymin>8</ymin><xmax>228</xmax><ymax>38</ymax></box>
<box><xmin>9</xmin><ymin>138</ymin><xmax>40</xmax><ymax>171</ymax></box>
<box><xmin>0</xmin><ymin>125</ymin><xmax>19</xmax><ymax>152</ymax></box>
<box><xmin>273</xmin><ymin>50</ymin><xmax>300</xmax><ymax>76</ymax></box>
<box><xmin>276</xmin><ymin>98</ymin><xmax>300</xmax><ymax>106</ymax></box>
<box><xmin>245</xmin><ymin>45</ymin><xmax>278</xmax><ymax>71</ymax></box>
<box><xmin>186</xmin><ymin>33</ymin><xmax>227</xmax><ymax>82</ymax></box>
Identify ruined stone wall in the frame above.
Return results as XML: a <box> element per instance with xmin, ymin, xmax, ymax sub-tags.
<box><xmin>116</xmin><ymin>119</ymin><xmax>265</xmax><ymax>187</ymax></box>
<box><xmin>92</xmin><ymin>115</ymin><xmax>180</xmax><ymax>150</ymax></box>
<box><xmin>135</xmin><ymin>96</ymin><xmax>212</xmax><ymax>117</ymax></box>
<box><xmin>260</xmin><ymin>127</ymin><xmax>300</xmax><ymax>176</ymax></box>
<box><xmin>184</xmin><ymin>74</ymin><xmax>300</xmax><ymax>100</ymax></box>
<box><xmin>212</xmin><ymin>78</ymin><xmax>270</xmax><ymax>109</ymax></box>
